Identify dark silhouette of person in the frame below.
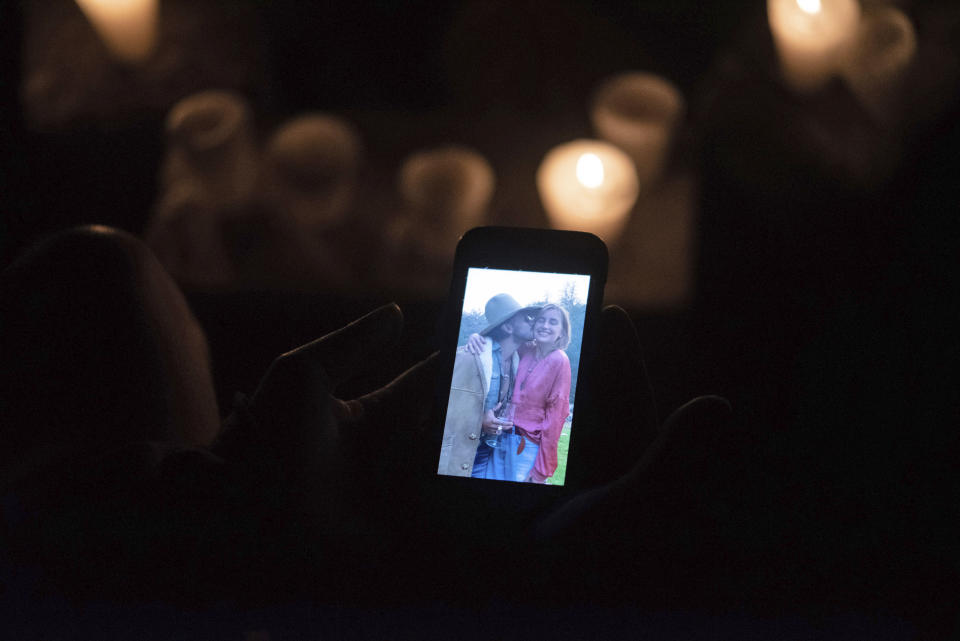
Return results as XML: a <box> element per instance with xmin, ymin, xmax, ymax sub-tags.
<box><xmin>0</xmin><ymin>225</ymin><xmax>440</xmax><ymax>606</ymax></box>
<box><xmin>0</xmin><ymin>224</ymin><xmax>744</xmax><ymax>637</ymax></box>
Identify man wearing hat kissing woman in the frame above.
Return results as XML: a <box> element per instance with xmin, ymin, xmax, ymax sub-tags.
<box><xmin>437</xmin><ymin>293</ymin><xmax>540</xmax><ymax>477</ymax></box>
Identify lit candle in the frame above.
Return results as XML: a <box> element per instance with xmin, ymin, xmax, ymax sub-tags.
<box><xmin>590</xmin><ymin>72</ymin><xmax>684</xmax><ymax>187</ymax></box>
<box><xmin>767</xmin><ymin>0</ymin><xmax>861</xmax><ymax>92</ymax></box>
<box><xmin>398</xmin><ymin>146</ymin><xmax>495</xmax><ymax>245</ymax></box>
<box><xmin>163</xmin><ymin>91</ymin><xmax>258</xmax><ymax>208</ymax></box>
<box><xmin>536</xmin><ymin>139</ymin><xmax>639</xmax><ymax>244</ymax></box>
<box><xmin>841</xmin><ymin>6</ymin><xmax>916</xmax><ymax>125</ymax></box>
<box><xmin>262</xmin><ymin>114</ymin><xmax>363</xmax><ymax>230</ymax></box>
<box><xmin>74</xmin><ymin>0</ymin><xmax>159</xmax><ymax>63</ymax></box>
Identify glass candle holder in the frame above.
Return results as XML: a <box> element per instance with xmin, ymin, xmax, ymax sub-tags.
<box><xmin>396</xmin><ymin>146</ymin><xmax>495</xmax><ymax>259</ymax></box>
<box><xmin>146</xmin><ymin>182</ymin><xmax>236</xmax><ymax>287</ymax></box>
<box><xmin>768</xmin><ymin>0</ymin><xmax>861</xmax><ymax>93</ymax></box>
<box><xmin>841</xmin><ymin>6</ymin><xmax>917</xmax><ymax>125</ymax></box>
<box><xmin>163</xmin><ymin>90</ymin><xmax>258</xmax><ymax>208</ymax></box>
<box><xmin>536</xmin><ymin>139</ymin><xmax>639</xmax><ymax>245</ymax></box>
<box><xmin>262</xmin><ymin>114</ymin><xmax>363</xmax><ymax>231</ymax></box>
<box><xmin>74</xmin><ymin>0</ymin><xmax>158</xmax><ymax>63</ymax></box>
<box><xmin>590</xmin><ymin>72</ymin><xmax>684</xmax><ymax>188</ymax></box>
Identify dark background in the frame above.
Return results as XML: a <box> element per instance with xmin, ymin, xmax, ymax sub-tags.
<box><xmin>2</xmin><ymin>0</ymin><xmax>959</xmax><ymax>634</ymax></box>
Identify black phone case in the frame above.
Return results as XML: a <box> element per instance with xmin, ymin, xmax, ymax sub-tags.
<box><xmin>432</xmin><ymin>226</ymin><xmax>608</xmax><ymax>501</ymax></box>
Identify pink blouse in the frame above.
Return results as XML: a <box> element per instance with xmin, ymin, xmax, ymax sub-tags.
<box><xmin>511</xmin><ymin>346</ymin><xmax>571</xmax><ymax>483</ymax></box>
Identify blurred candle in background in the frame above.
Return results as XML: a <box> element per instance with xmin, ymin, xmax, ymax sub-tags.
<box><xmin>163</xmin><ymin>91</ymin><xmax>258</xmax><ymax>208</ymax></box>
<box><xmin>262</xmin><ymin>114</ymin><xmax>363</xmax><ymax>231</ymax></box>
<box><xmin>146</xmin><ymin>182</ymin><xmax>237</xmax><ymax>288</ymax></box>
<box><xmin>74</xmin><ymin>0</ymin><xmax>159</xmax><ymax>63</ymax></box>
<box><xmin>841</xmin><ymin>5</ymin><xmax>916</xmax><ymax>125</ymax></box>
<box><xmin>590</xmin><ymin>72</ymin><xmax>684</xmax><ymax>188</ymax></box>
<box><xmin>768</xmin><ymin>0</ymin><xmax>861</xmax><ymax>92</ymax></box>
<box><xmin>536</xmin><ymin>139</ymin><xmax>639</xmax><ymax>244</ymax></box>
<box><xmin>395</xmin><ymin>146</ymin><xmax>495</xmax><ymax>260</ymax></box>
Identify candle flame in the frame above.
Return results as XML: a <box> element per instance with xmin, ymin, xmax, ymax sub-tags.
<box><xmin>576</xmin><ymin>153</ymin><xmax>604</xmax><ymax>188</ymax></box>
<box><xmin>796</xmin><ymin>0</ymin><xmax>821</xmax><ymax>14</ymax></box>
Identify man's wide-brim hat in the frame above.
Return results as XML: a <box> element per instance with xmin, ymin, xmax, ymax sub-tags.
<box><xmin>481</xmin><ymin>293</ymin><xmax>542</xmax><ymax>336</ymax></box>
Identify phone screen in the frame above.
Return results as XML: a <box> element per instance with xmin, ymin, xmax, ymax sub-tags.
<box><xmin>436</xmin><ymin>267</ymin><xmax>591</xmax><ymax>485</ymax></box>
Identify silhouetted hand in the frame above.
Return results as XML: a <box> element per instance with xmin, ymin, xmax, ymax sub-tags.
<box><xmin>246</xmin><ymin>303</ymin><xmax>434</xmax><ymax>457</ymax></box>
<box><xmin>538</xmin><ymin>394</ymin><xmax>733</xmax><ymax>537</ymax></box>
<box><xmin>528</xmin><ymin>306</ymin><xmax>743</xmax><ymax>608</ymax></box>
<box><xmin>222</xmin><ymin>303</ymin><xmax>439</xmax><ymax>587</ymax></box>
<box><xmin>563</xmin><ymin>305</ymin><xmax>661</xmax><ymax>488</ymax></box>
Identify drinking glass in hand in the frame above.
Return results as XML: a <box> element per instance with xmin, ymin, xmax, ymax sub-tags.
<box><xmin>483</xmin><ymin>401</ymin><xmax>515</xmax><ymax>448</ymax></box>
<box><xmin>497</xmin><ymin>401</ymin><xmax>516</xmax><ymax>430</ymax></box>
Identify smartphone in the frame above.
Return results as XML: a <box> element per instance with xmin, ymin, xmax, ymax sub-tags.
<box><xmin>433</xmin><ymin>226</ymin><xmax>608</xmax><ymax>494</ymax></box>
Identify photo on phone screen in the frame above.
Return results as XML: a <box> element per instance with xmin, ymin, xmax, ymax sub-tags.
<box><xmin>436</xmin><ymin>267</ymin><xmax>591</xmax><ymax>485</ymax></box>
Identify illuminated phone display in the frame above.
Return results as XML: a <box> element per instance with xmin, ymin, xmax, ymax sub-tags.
<box><xmin>436</xmin><ymin>267</ymin><xmax>591</xmax><ymax>485</ymax></box>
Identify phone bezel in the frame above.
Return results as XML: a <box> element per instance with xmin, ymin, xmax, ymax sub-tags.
<box><xmin>433</xmin><ymin>226</ymin><xmax>608</xmax><ymax>499</ymax></box>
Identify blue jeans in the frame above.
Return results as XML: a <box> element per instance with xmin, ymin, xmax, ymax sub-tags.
<box><xmin>471</xmin><ymin>440</ymin><xmax>494</xmax><ymax>477</ymax></box>
<box><xmin>478</xmin><ymin>432</ymin><xmax>539</xmax><ymax>483</ymax></box>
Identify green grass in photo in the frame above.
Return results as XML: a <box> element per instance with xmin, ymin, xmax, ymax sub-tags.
<box><xmin>548</xmin><ymin>422</ymin><xmax>572</xmax><ymax>485</ymax></box>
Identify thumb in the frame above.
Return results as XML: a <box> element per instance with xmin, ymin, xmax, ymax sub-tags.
<box><xmin>567</xmin><ymin>305</ymin><xmax>658</xmax><ymax>488</ymax></box>
<box><xmin>622</xmin><ymin>395</ymin><xmax>733</xmax><ymax>491</ymax></box>
<box><xmin>537</xmin><ymin>396</ymin><xmax>733</xmax><ymax>543</ymax></box>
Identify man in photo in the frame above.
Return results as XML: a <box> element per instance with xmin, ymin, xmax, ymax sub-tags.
<box><xmin>437</xmin><ymin>293</ymin><xmax>539</xmax><ymax>477</ymax></box>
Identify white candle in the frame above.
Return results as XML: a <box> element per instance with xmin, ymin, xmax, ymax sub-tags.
<box><xmin>768</xmin><ymin>0</ymin><xmax>861</xmax><ymax>92</ymax></box>
<box><xmin>399</xmin><ymin>146</ymin><xmax>495</xmax><ymax>236</ymax></box>
<box><xmin>262</xmin><ymin>114</ymin><xmax>363</xmax><ymax>230</ymax></box>
<box><xmin>591</xmin><ymin>72</ymin><xmax>684</xmax><ymax>187</ymax></box>
<box><xmin>75</xmin><ymin>0</ymin><xmax>159</xmax><ymax>63</ymax></box>
<box><xmin>841</xmin><ymin>6</ymin><xmax>916</xmax><ymax>125</ymax></box>
<box><xmin>536</xmin><ymin>139</ymin><xmax>639</xmax><ymax>244</ymax></box>
<box><xmin>163</xmin><ymin>91</ymin><xmax>258</xmax><ymax>208</ymax></box>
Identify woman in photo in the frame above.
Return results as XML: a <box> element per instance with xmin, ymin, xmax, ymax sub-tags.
<box><xmin>468</xmin><ymin>303</ymin><xmax>572</xmax><ymax>483</ymax></box>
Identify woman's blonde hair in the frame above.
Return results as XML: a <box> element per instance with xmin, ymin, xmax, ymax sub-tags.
<box><xmin>536</xmin><ymin>303</ymin><xmax>571</xmax><ymax>351</ymax></box>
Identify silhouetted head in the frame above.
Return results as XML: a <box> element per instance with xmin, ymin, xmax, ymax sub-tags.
<box><xmin>0</xmin><ymin>226</ymin><xmax>219</xmax><ymax>486</ymax></box>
